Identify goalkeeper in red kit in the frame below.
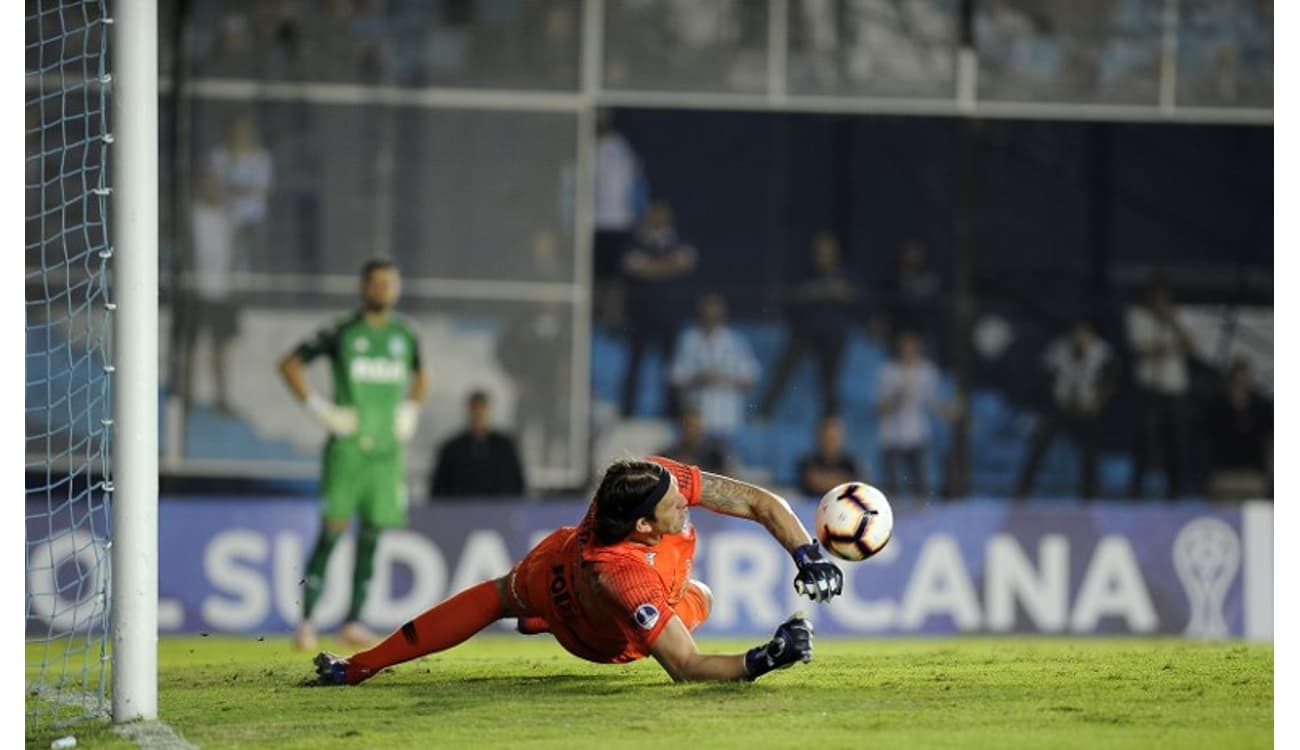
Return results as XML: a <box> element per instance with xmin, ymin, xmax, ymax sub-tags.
<box><xmin>313</xmin><ymin>456</ymin><xmax>844</xmax><ymax>683</ymax></box>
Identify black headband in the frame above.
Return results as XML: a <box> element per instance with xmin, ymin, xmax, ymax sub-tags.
<box><xmin>612</xmin><ymin>465</ymin><xmax>672</xmax><ymax>522</ymax></box>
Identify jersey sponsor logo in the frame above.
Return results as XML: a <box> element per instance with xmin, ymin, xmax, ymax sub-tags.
<box><xmin>549</xmin><ymin>565</ymin><xmax>573</xmax><ymax>611</ymax></box>
<box><xmin>388</xmin><ymin>336</ymin><xmax>406</xmax><ymax>356</ymax></box>
<box><xmin>634</xmin><ymin>603</ymin><xmax>660</xmax><ymax>630</ymax></box>
<box><xmin>354</xmin><ymin>337</ymin><xmax>370</xmax><ymax>353</ymax></box>
<box><xmin>349</xmin><ymin>356</ymin><xmax>407</xmax><ymax>383</ymax></box>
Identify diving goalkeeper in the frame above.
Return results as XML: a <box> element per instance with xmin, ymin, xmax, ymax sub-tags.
<box><xmin>313</xmin><ymin>456</ymin><xmax>844</xmax><ymax>683</ymax></box>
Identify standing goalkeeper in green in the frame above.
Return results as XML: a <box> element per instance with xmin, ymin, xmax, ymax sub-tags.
<box><xmin>278</xmin><ymin>259</ymin><xmax>428</xmax><ymax>650</ymax></box>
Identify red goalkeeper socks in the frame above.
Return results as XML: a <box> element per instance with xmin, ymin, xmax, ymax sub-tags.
<box><xmin>345</xmin><ymin>580</ymin><xmax>504</xmax><ymax>684</ymax></box>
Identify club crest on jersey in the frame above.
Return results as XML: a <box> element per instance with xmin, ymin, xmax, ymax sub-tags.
<box><xmin>633</xmin><ymin>604</ymin><xmax>660</xmax><ymax>630</ymax></box>
<box><xmin>353</xmin><ymin>337</ymin><xmax>370</xmax><ymax>353</ymax></box>
<box><xmin>388</xmin><ymin>336</ymin><xmax>406</xmax><ymax>356</ymax></box>
<box><xmin>645</xmin><ymin>552</ymin><xmax>657</xmax><ymax>566</ymax></box>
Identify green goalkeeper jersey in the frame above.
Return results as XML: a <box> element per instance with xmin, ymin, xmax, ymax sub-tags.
<box><xmin>294</xmin><ymin>311</ymin><xmax>422</xmax><ymax>456</ymax></box>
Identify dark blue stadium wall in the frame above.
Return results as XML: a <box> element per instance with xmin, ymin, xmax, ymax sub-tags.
<box><xmin>612</xmin><ymin>109</ymin><xmax>1273</xmax><ymax>316</ymax></box>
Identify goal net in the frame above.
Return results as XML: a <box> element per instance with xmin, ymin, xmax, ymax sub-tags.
<box><xmin>25</xmin><ymin>0</ymin><xmax>115</xmax><ymax>727</ymax></box>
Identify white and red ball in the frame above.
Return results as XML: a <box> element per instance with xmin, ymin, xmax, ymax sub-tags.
<box><xmin>814</xmin><ymin>482</ymin><xmax>893</xmax><ymax>561</ymax></box>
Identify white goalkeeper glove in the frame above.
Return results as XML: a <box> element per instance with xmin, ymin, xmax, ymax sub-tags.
<box><xmin>305</xmin><ymin>393</ymin><xmax>358</xmax><ymax>436</ymax></box>
<box><xmin>394</xmin><ymin>400</ymin><xmax>420</xmax><ymax>443</ymax></box>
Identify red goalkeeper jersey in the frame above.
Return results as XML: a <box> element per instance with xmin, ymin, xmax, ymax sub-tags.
<box><xmin>507</xmin><ymin>457</ymin><xmax>702</xmax><ymax>663</ymax></box>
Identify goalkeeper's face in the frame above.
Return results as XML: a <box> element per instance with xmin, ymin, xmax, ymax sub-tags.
<box><xmin>362</xmin><ymin>266</ymin><xmax>401</xmax><ymax>313</ymax></box>
<box><xmin>648</xmin><ymin>475</ymin><xmax>690</xmax><ymax>536</ymax></box>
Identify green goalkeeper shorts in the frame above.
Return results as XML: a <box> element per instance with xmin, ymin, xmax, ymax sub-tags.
<box><xmin>320</xmin><ymin>440</ymin><xmax>408</xmax><ymax>528</ymax></box>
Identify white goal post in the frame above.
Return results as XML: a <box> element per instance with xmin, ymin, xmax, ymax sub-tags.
<box><xmin>110</xmin><ymin>0</ymin><xmax>158</xmax><ymax>724</ymax></box>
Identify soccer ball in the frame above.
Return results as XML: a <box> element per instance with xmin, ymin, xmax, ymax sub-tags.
<box><xmin>814</xmin><ymin>482</ymin><xmax>894</xmax><ymax>561</ymax></box>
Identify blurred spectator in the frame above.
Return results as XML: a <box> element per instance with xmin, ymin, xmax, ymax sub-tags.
<box><xmin>303</xmin><ymin>0</ymin><xmax>364</xmax><ymax>82</ymax></box>
<box><xmin>843</xmin><ymin>0</ymin><xmax>957</xmax><ymax>94</ymax></box>
<box><xmin>603</xmin><ymin>0</ymin><xmax>765</xmax><ymax>90</ymax></box>
<box><xmin>790</xmin><ymin>0</ymin><xmax>840</xmax><ymax>90</ymax></box>
<box><xmin>664</xmin><ymin>0</ymin><xmax>765</xmax><ymax>89</ymax></box>
<box><xmin>430</xmin><ymin>391</ymin><xmax>526</xmax><ymax>498</ymax></box>
<box><xmin>208</xmin><ymin>116</ymin><xmax>273</xmax><ymax>271</ymax></box>
<box><xmin>875</xmin><ymin>331</ymin><xmax>954</xmax><ymax>499</ymax></box>
<box><xmin>669</xmin><ymin>293</ymin><xmax>759</xmax><ymax>440</ymax></box>
<box><xmin>1096</xmin><ymin>0</ymin><xmax>1163</xmax><ymax>101</ymax></box>
<box><xmin>528</xmin><ymin>1</ymin><xmax>581</xmax><ymax>87</ymax></box>
<box><xmin>620</xmin><ymin>199</ymin><xmax>696</xmax><ymax>418</ymax></box>
<box><xmin>593</xmin><ymin>110</ymin><xmax>648</xmax><ymax>331</ymax></box>
<box><xmin>797</xmin><ymin>415</ymin><xmax>860</xmax><ymax>499</ymax></box>
<box><xmin>759</xmin><ymin>231</ymin><xmax>860</xmax><ymax>420</ymax></box>
<box><xmin>887</xmin><ymin>239</ymin><xmax>940</xmax><ymax>349</ymax></box>
<box><xmin>1015</xmin><ymin>319</ymin><xmax>1116</xmax><ymax>500</ymax></box>
<box><xmin>260</xmin><ymin>2</ymin><xmax>307</xmax><ymax>82</ymax></box>
<box><xmin>283</xmin><ymin>0</ymin><xmax>392</xmax><ymax>83</ymax></box>
<box><xmin>1206</xmin><ymin>358</ymin><xmax>1272</xmax><ymax>501</ymax></box>
<box><xmin>182</xmin><ymin>170</ymin><xmax>240</xmax><ymax>416</ymax></box>
<box><xmin>1178</xmin><ymin>0</ymin><xmax>1273</xmax><ymax>106</ymax></box>
<box><xmin>425</xmin><ymin>0</ymin><xmax>473</xmax><ymax>80</ymax></box>
<box><xmin>975</xmin><ymin>0</ymin><xmax>1164</xmax><ymax>103</ymax></box>
<box><xmin>1125</xmin><ymin>277</ymin><xmax>1193</xmax><ymax>499</ymax></box>
<box><xmin>195</xmin><ymin>11</ymin><xmax>260</xmax><ymax>78</ymax></box>
<box><xmin>657</xmin><ymin>406</ymin><xmax>732</xmax><ymax>474</ymax></box>
<box><xmin>975</xmin><ymin>0</ymin><xmax>1063</xmax><ymax>92</ymax></box>
<box><xmin>350</xmin><ymin>0</ymin><xmax>393</xmax><ymax>82</ymax></box>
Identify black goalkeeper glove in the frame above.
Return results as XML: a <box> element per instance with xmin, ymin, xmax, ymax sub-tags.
<box><xmin>744</xmin><ymin>612</ymin><xmax>814</xmax><ymax>680</ymax></box>
<box><xmin>793</xmin><ymin>541</ymin><xmax>844</xmax><ymax>603</ymax></box>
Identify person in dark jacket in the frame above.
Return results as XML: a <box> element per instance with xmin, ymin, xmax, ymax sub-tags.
<box><xmin>1206</xmin><ymin>358</ymin><xmax>1272</xmax><ymax>501</ymax></box>
<box><xmin>430</xmin><ymin>390</ymin><xmax>526</xmax><ymax>498</ymax></box>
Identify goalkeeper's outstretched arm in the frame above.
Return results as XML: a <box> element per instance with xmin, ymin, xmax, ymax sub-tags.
<box><xmin>650</xmin><ymin>613</ymin><xmax>813</xmax><ymax>683</ymax></box>
<box><xmin>696</xmin><ymin>471</ymin><xmax>814</xmax><ymax>555</ymax></box>
<box><xmin>648</xmin><ymin>457</ymin><xmax>813</xmax><ymax>554</ymax></box>
<box><xmin>649</xmin><ymin>459</ymin><xmax>844</xmax><ymax>604</ymax></box>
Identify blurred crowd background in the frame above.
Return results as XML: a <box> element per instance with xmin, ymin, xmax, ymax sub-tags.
<box><xmin>26</xmin><ymin>0</ymin><xmax>1272</xmax><ymax>504</ymax></box>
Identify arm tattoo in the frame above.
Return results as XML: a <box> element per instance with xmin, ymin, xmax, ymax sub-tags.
<box><xmin>699</xmin><ymin>472</ymin><xmax>811</xmax><ymax>552</ymax></box>
<box><xmin>698</xmin><ymin>472</ymin><xmax>769</xmax><ymax>519</ymax></box>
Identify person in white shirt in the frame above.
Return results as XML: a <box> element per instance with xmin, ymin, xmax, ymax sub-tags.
<box><xmin>593</xmin><ymin>110</ymin><xmax>646</xmax><ymax>330</ymax></box>
<box><xmin>669</xmin><ymin>294</ymin><xmax>759</xmax><ymax>439</ymax></box>
<box><xmin>1015</xmin><ymin>319</ymin><xmax>1115</xmax><ymax>500</ymax></box>
<box><xmin>183</xmin><ymin>170</ymin><xmax>239</xmax><ymax>415</ymax></box>
<box><xmin>209</xmin><ymin>115</ymin><xmax>273</xmax><ymax>270</ymax></box>
<box><xmin>1125</xmin><ymin>279</ymin><xmax>1194</xmax><ymax>499</ymax></box>
<box><xmin>594</xmin><ymin>111</ymin><xmax>641</xmax><ymax>240</ymax></box>
<box><xmin>874</xmin><ymin>331</ymin><xmax>955</xmax><ymax>499</ymax></box>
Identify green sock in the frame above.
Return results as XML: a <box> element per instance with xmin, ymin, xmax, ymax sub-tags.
<box><xmin>302</xmin><ymin>528</ymin><xmax>342</xmax><ymax>621</ymax></box>
<box><xmin>346</xmin><ymin>525</ymin><xmax>381</xmax><ymax>623</ymax></box>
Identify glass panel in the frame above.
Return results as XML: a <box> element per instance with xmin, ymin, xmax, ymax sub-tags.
<box><xmin>185</xmin><ymin>0</ymin><xmax>581</xmax><ymax>90</ymax></box>
<box><xmin>603</xmin><ymin>0</ymin><xmax>769</xmax><ymax>92</ymax></box>
<box><xmin>183</xmin><ymin>100</ymin><xmax>576</xmax><ymax>283</ymax></box>
<box><xmin>1176</xmin><ymin>0</ymin><xmax>1272</xmax><ymax>108</ymax></box>
<box><xmin>167</xmin><ymin>299</ymin><xmax>577</xmax><ymax>488</ymax></box>
<box><xmin>788</xmin><ymin>0</ymin><xmax>959</xmax><ymax>98</ymax></box>
<box><xmin>976</xmin><ymin>0</ymin><xmax>1164</xmax><ymax>104</ymax></box>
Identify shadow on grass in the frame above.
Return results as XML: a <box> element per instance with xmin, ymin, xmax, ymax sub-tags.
<box><xmin>296</xmin><ymin>668</ymin><xmax>763</xmax><ymax>701</ymax></box>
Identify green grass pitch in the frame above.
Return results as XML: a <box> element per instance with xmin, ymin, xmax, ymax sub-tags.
<box><xmin>28</xmin><ymin>634</ymin><xmax>1272</xmax><ymax>749</ymax></box>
